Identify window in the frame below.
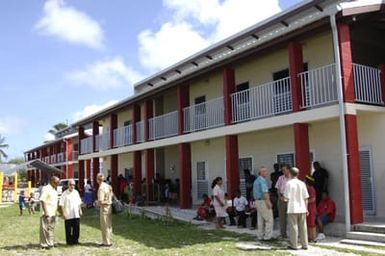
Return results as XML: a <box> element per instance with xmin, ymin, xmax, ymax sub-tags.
<box><xmin>273</xmin><ymin>68</ymin><xmax>291</xmax><ymax>114</ymax></box>
<box><xmin>277</xmin><ymin>152</ymin><xmax>314</xmax><ymax>168</ymax></box>
<box><xmin>360</xmin><ymin>148</ymin><xmax>376</xmax><ymax>215</ymax></box>
<box><xmin>235</xmin><ymin>82</ymin><xmax>251</xmax><ymax>121</ymax></box>
<box><xmin>196</xmin><ymin>161</ymin><xmax>208</xmax><ymax>199</ymax></box>
<box><xmin>239</xmin><ymin>157</ymin><xmax>252</xmax><ymax>197</ymax></box>
<box><xmin>194</xmin><ymin>96</ymin><xmax>206</xmax><ymax>130</ymax></box>
<box><xmin>123</xmin><ymin>120</ymin><xmax>131</xmax><ymax>127</ymax></box>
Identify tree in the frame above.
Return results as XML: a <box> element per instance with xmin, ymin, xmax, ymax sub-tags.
<box><xmin>0</xmin><ymin>134</ymin><xmax>8</xmax><ymax>163</ymax></box>
<box><xmin>48</xmin><ymin>122</ymin><xmax>68</xmax><ymax>135</ymax></box>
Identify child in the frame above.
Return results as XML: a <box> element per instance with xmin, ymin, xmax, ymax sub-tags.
<box><xmin>28</xmin><ymin>192</ymin><xmax>35</xmax><ymax>215</ymax></box>
<box><xmin>305</xmin><ymin>175</ymin><xmax>317</xmax><ymax>242</ymax></box>
<box><xmin>194</xmin><ymin>194</ymin><xmax>212</xmax><ymax>221</ymax></box>
<box><xmin>18</xmin><ymin>191</ymin><xmax>25</xmax><ymax>216</ymax></box>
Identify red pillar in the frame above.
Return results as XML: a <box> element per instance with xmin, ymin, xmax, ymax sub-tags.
<box><xmin>62</xmin><ymin>165</ymin><xmax>67</xmax><ymax>179</ymax></box>
<box><xmin>111</xmin><ymin>155</ymin><xmax>119</xmax><ymax>195</ymax></box>
<box><xmin>145</xmin><ymin>149</ymin><xmax>155</xmax><ymax>200</ymax></box>
<box><xmin>293</xmin><ymin>123</ymin><xmax>310</xmax><ymax>180</ymax></box>
<box><xmin>288</xmin><ymin>41</ymin><xmax>304</xmax><ymax>111</ymax></box>
<box><xmin>144</xmin><ymin>99</ymin><xmax>153</xmax><ymax>141</ymax></box>
<box><xmin>78</xmin><ymin>126</ymin><xmax>85</xmax><ymax>194</ymax></box>
<box><xmin>93</xmin><ymin>121</ymin><xmax>99</xmax><ymax>152</ymax></box>
<box><xmin>110</xmin><ymin>114</ymin><xmax>117</xmax><ymax>148</ymax></box>
<box><xmin>225</xmin><ymin>135</ymin><xmax>239</xmax><ymax>198</ymax></box>
<box><xmin>133</xmin><ymin>151</ymin><xmax>142</xmax><ymax>196</ymax></box>
<box><xmin>379</xmin><ymin>64</ymin><xmax>385</xmax><ymax>104</ymax></box>
<box><xmin>177</xmin><ymin>85</ymin><xmax>189</xmax><ymax>135</ymax></box>
<box><xmin>223</xmin><ymin>68</ymin><xmax>235</xmax><ymax>125</ymax></box>
<box><xmin>132</xmin><ymin>104</ymin><xmax>141</xmax><ymax>144</ymax></box>
<box><xmin>67</xmin><ymin>138</ymin><xmax>73</xmax><ymax>178</ymax></box>
<box><xmin>338</xmin><ymin>22</ymin><xmax>355</xmax><ymax>103</ymax></box>
<box><xmin>345</xmin><ymin>114</ymin><xmax>363</xmax><ymax>224</ymax></box>
<box><xmin>179</xmin><ymin>143</ymin><xmax>191</xmax><ymax>209</ymax></box>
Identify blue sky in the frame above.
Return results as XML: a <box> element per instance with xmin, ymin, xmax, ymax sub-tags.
<box><xmin>0</xmin><ymin>0</ymin><xmax>301</xmax><ymax>160</ymax></box>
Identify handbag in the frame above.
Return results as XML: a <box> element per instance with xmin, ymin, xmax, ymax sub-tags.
<box><xmin>112</xmin><ymin>195</ymin><xmax>124</xmax><ymax>214</ymax></box>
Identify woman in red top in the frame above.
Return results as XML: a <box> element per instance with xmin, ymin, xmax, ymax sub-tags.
<box><xmin>194</xmin><ymin>194</ymin><xmax>212</xmax><ymax>220</ymax></box>
<box><xmin>316</xmin><ymin>191</ymin><xmax>336</xmax><ymax>239</ymax></box>
<box><xmin>305</xmin><ymin>175</ymin><xmax>317</xmax><ymax>242</ymax></box>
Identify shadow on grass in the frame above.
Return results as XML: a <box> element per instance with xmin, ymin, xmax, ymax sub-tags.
<box><xmin>80</xmin><ymin>207</ymin><xmax>288</xmax><ymax>251</ymax></box>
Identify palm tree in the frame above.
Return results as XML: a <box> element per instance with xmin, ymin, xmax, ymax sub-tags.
<box><xmin>0</xmin><ymin>134</ymin><xmax>8</xmax><ymax>163</ymax></box>
<box><xmin>48</xmin><ymin>122</ymin><xmax>69</xmax><ymax>135</ymax></box>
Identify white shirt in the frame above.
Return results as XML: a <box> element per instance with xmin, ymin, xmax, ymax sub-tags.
<box><xmin>233</xmin><ymin>196</ymin><xmax>248</xmax><ymax>212</ymax></box>
<box><xmin>59</xmin><ymin>189</ymin><xmax>82</xmax><ymax>219</ymax></box>
<box><xmin>85</xmin><ymin>184</ymin><xmax>93</xmax><ymax>193</ymax></box>
<box><xmin>284</xmin><ymin>178</ymin><xmax>309</xmax><ymax>214</ymax></box>
<box><xmin>39</xmin><ymin>184</ymin><xmax>58</xmax><ymax>217</ymax></box>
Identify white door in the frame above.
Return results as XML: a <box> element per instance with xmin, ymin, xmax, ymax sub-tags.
<box><xmin>196</xmin><ymin>161</ymin><xmax>209</xmax><ymax>199</ymax></box>
<box><xmin>359</xmin><ymin>147</ymin><xmax>376</xmax><ymax>215</ymax></box>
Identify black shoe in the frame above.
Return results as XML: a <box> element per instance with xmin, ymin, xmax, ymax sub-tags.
<box><xmin>287</xmin><ymin>246</ymin><xmax>298</xmax><ymax>250</ymax></box>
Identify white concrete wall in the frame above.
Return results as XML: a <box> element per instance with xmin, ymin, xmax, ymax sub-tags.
<box><xmin>117</xmin><ymin>109</ymin><xmax>132</xmax><ymax>127</ymax></box>
<box><xmin>118</xmin><ymin>152</ymin><xmax>133</xmax><ymax>176</ymax></box>
<box><xmin>357</xmin><ymin>112</ymin><xmax>385</xmax><ymax>218</ymax></box>
<box><xmin>302</xmin><ymin>30</ymin><xmax>334</xmax><ymax>69</ymax></box>
<box><xmin>189</xmin><ymin>70</ymin><xmax>223</xmax><ymax>104</ymax></box>
<box><xmin>163</xmin><ymin>145</ymin><xmax>179</xmax><ymax>181</ymax></box>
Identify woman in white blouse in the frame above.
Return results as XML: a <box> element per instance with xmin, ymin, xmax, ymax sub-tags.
<box><xmin>212</xmin><ymin>177</ymin><xmax>227</xmax><ymax>228</ymax></box>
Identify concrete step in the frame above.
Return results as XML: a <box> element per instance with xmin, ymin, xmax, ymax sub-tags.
<box><xmin>353</xmin><ymin>224</ymin><xmax>385</xmax><ymax>234</ymax></box>
<box><xmin>346</xmin><ymin>231</ymin><xmax>385</xmax><ymax>243</ymax></box>
<box><xmin>340</xmin><ymin>239</ymin><xmax>385</xmax><ymax>248</ymax></box>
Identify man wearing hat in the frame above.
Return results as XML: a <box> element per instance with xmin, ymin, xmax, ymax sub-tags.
<box><xmin>284</xmin><ymin>167</ymin><xmax>309</xmax><ymax>250</ymax></box>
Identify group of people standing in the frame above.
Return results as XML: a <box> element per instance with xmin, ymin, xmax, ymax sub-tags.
<box><xmin>38</xmin><ymin>174</ymin><xmax>113</xmax><ymax>249</ymax></box>
<box><xmin>209</xmin><ymin>161</ymin><xmax>336</xmax><ymax>250</ymax></box>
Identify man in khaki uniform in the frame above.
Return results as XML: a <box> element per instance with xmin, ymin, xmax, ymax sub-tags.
<box><xmin>96</xmin><ymin>173</ymin><xmax>113</xmax><ymax>246</ymax></box>
<box><xmin>39</xmin><ymin>176</ymin><xmax>60</xmax><ymax>249</ymax></box>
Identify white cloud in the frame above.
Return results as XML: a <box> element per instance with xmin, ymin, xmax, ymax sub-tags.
<box><xmin>72</xmin><ymin>100</ymin><xmax>119</xmax><ymax>122</ymax></box>
<box><xmin>35</xmin><ymin>0</ymin><xmax>104</xmax><ymax>49</ymax></box>
<box><xmin>0</xmin><ymin>117</ymin><xmax>24</xmax><ymax>135</ymax></box>
<box><xmin>138</xmin><ymin>0</ymin><xmax>282</xmax><ymax>71</ymax></box>
<box><xmin>66</xmin><ymin>56</ymin><xmax>143</xmax><ymax>91</ymax></box>
<box><xmin>44</xmin><ymin>133</ymin><xmax>55</xmax><ymax>142</ymax></box>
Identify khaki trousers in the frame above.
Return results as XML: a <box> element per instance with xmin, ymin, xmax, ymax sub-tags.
<box><xmin>255</xmin><ymin>200</ymin><xmax>273</xmax><ymax>240</ymax></box>
<box><xmin>278</xmin><ymin>199</ymin><xmax>288</xmax><ymax>237</ymax></box>
<box><xmin>288</xmin><ymin>213</ymin><xmax>308</xmax><ymax>249</ymax></box>
<box><xmin>40</xmin><ymin>216</ymin><xmax>56</xmax><ymax>247</ymax></box>
<box><xmin>100</xmin><ymin>204</ymin><xmax>113</xmax><ymax>245</ymax></box>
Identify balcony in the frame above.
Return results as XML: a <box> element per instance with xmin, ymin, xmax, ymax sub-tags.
<box><xmin>353</xmin><ymin>63</ymin><xmax>384</xmax><ymax>105</ymax></box>
<box><xmin>231</xmin><ymin>77</ymin><xmax>292</xmax><ymax>123</ymax></box>
<box><xmin>113</xmin><ymin>125</ymin><xmax>133</xmax><ymax>147</ymax></box>
<box><xmin>80</xmin><ymin>137</ymin><xmax>93</xmax><ymax>154</ymax></box>
<box><xmin>136</xmin><ymin>121</ymin><xmax>144</xmax><ymax>143</ymax></box>
<box><xmin>57</xmin><ymin>152</ymin><xmax>66</xmax><ymax>163</ymax></box>
<box><xmin>50</xmin><ymin>154</ymin><xmax>57</xmax><ymax>164</ymax></box>
<box><xmin>184</xmin><ymin>97</ymin><xmax>224</xmax><ymax>133</ymax></box>
<box><xmin>44</xmin><ymin>156</ymin><xmax>50</xmax><ymax>163</ymax></box>
<box><xmin>149</xmin><ymin>111</ymin><xmax>178</xmax><ymax>140</ymax></box>
<box><xmin>95</xmin><ymin>133</ymin><xmax>110</xmax><ymax>152</ymax></box>
<box><xmin>72</xmin><ymin>151</ymin><xmax>79</xmax><ymax>161</ymax></box>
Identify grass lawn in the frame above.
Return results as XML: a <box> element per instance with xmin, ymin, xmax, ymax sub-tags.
<box><xmin>0</xmin><ymin>204</ymin><xmax>289</xmax><ymax>256</ymax></box>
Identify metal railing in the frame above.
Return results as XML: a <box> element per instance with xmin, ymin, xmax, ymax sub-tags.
<box><xmin>231</xmin><ymin>77</ymin><xmax>292</xmax><ymax>123</ymax></box>
<box><xmin>183</xmin><ymin>97</ymin><xmax>224</xmax><ymax>132</ymax></box>
<box><xmin>96</xmin><ymin>133</ymin><xmax>110</xmax><ymax>152</ymax></box>
<box><xmin>113</xmin><ymin>125</ymin><xmax>133</xmax><ymax>147</ymax></box>
<box><xmin>299</xmin><ymin>63</ymin><xmax>338</xmax><ymax>109</ymax></box>
<box><xmin>50</xmin><ymin>154</ymin><xmax>56</xmax><ymax>164</ymax></box>
<box><xmin>80</xmin><ymin>137</ymin><xmax>93</xmax><ymax>154</ymax></box>
<box><xmin>72</xmin><ymin>151</ymin><xmax>79</xmax><ymax>161</ymax></box>
<box><xmin>136</xmin><ymin>121</ymin><xmax>144</xmax><ymax>143</ymax></box>
<box><xmin>353</xmin><ymin>63</ymin><xmax>383</xmax><ymax>105</ymax></box>
<box><xmin>149</xmin><ymin>111</ymin><xmax>178</xmax><ymax>140</ymax></box>
<box><xmin>57</xmin><ymin>152</ymin><xmax>65</xmax><ymax>163</ymax></box>
<box><xmin>44</xmin><ymin>156</ymin><xmax>50</xmax><ymax>163</ymax></box>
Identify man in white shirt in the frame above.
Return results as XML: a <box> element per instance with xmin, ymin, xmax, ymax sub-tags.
<box><xmin>233</xmin><ymin>190</ymin><xmax>248</xmax><ymax>228</ymax></box>
<box><xmin>284</xmin><ymin>167</ymin><xmax>309</xmax><ymax>250</ymax></box>
<box><xmin>59</xmin><ymin>179</ymin><xmax>82</xmax><ymax>245</ymax></box>
<box><xmin>275</xmin><ymin>164</ymin><xmax>291</xmax><ymax>238</ymax></box>
<box><xmin>39</xmin><ymin>176</ymin><xmax>59</xmax><ymax>249</ymax></box>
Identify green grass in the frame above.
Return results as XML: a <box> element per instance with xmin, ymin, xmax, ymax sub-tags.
<box><xmin>0</xmin><ymin>204</ymin><xmax>289</xmax><ymax>256</ymax></box>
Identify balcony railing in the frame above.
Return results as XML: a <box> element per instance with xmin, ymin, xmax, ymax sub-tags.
<box><xmin>231</xmin><ymin>77</ymin><xmax>292</xmax><ymax>123</ymax></box>
<box><xmin>57</xmin><ymin>152</ymin><xmax>65</xmax><ymax>163</ymax></box>
<box><xmin>44</xmin><ymin>156</ymin><xmax>50</xmax><ymax>163</ymax></box>
<box><xmin>80</xmin><ymin>137</ymin><xmax>93</xmax><ymax>154</ymax></box>
<box><xmin>299</xmin><ymin>63</ymin><xmax>338</xmax><ymax>109</ymax></box>
<box><xmin>136</xmin><ymin>121</ymin><xmax>144</xmax><ymax>143</ymax></box>
<box><xmin>113</xmin><ymin>125</ymin><xmax>133</xmax><ymax>147</ymax></box>
<box><xmin>184</xmin><ymin>97</ymin><xmax>224</xmax><ymax>133</ymax></box>
<box><xmin>353</xmin><ymin>63</ymin><xmax>384</xmax><ymax>105</ymax></box>
<box><xmin>149</xmin><ymin>111</ymin><xmax>178</xmax><ymax>140</ymax></box>
<box><xmin>50</xmin><ymin>154</ymin><xmax>57</xmax><ymax>164</ymax></box>
<box><xmin>96</xmin><ymin>133</ymin><xmax>110</xmax><ymax>152</ymax></box>
<box><xmin>72</xmin><ymin>151</ymin><xmax>79</xmax><ymax>161</ymax></box>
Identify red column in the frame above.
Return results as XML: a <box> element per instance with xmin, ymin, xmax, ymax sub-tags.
<box><xmin>67</xmin><ymin>138</ymin><xmax>73</xmax><ymax>178</ymax></box>
<box><xmin>132</xmin><ymin>104</ymin><xmax>141</xmax><ymax>144</ymax></box>
<box><xmin>110</xmin><ymin>114</ymin><xmax>117</xmax><ymax>148</ymax></box>
<box><xmin>288</xmin><ymin>41</ymin><xmax>304</xmax><ymax>111</ymax></box>
<box><xmin>111</xmin><ymin>155</ymin><xmax>118</xmax><ymax>195</ymax></box>
<box><xmin>225</xmin><ymin>135</ymin><xmax>239</xmax><ymax>198</ymax></box>
<box><xmin>177</xmin><ymin>85</ymin><xmax>189</xmax><ymax>135</ymax></box>
<box><xmin>379</xmin><ymin>64</ymin><xmax>385</xmax><ymax>104</ymax></box>
<box><xmin>145</xmin><ymin>149</ymin><xmax>155</xmax><ymax>200</ymax></box>
<box><xmin>338</xmin><ymin>22</ymin><xmax>355</xmax><ymax>103</ymax></box>
<box><xmin>78</xmin><ymin>126</ymin><xmax>85</xmax><ymax>194</ymax></box>
<box><xmin>223</xmin><ymin>68</ymin><xmax>235</xmax><ymax>125</ymax></box>
<box><xmin>293</xmin><ymin>123</ymin><xmax>310</xmax><ymax>180</ymax></box>
<box><xmin>93</xmin><ymin>121</ymin><xmax>99</xmax><ymax>152</ymax></box>
<box><xmin>179</xmin><ymin>143</ymin><xmax>192</xmax><ymax>209</ymax></box>
<box><xmin>345</xmin><ymin>114</ymin><xmax>363</xmax><ymax>224</ymax></box>
<box><xmin>144</xmin><ymin>99</ymin><xmax>153</xmax><ymax>141</ymax></box>
<box><xmin>133</xmin><ymin>151</ymin><xmax>142</xmax><ymax>196</ymax></box>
